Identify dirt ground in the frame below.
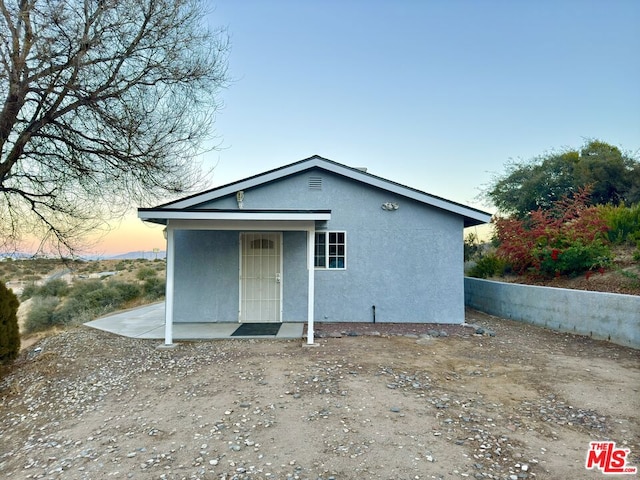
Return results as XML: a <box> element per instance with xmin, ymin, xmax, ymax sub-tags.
<box><xmin>1</xmin><ymin>309</ymin><xmax>638</xmax><ymax>480</ymax></box>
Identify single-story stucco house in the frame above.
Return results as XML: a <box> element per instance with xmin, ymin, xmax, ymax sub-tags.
<box><xmin>138</xmin><ymin>155</ymin><xmax>491</xmax><ymax>344</ymax></box>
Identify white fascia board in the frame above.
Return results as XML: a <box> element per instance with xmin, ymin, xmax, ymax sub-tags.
<box><xmin>138</xmin><ymin>210</ymin><xmax>331</xmax><ymax>222</ymax></box>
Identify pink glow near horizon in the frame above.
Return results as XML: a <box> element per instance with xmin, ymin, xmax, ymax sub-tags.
<box><xmin>90</xmin><ymin>216</ymin><xmax>165</xmax><ymax>256</ymax></box>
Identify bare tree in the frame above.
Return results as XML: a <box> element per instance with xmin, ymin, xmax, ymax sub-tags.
<box><xmin>0</xmin><ymin>0</ymin><xmax>229</xmax><ymax>255</ymax></box>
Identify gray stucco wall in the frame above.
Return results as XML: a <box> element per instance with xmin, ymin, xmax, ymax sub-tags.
<box><xmin>174</xmin><ymin>169</ymin><xmax>466</xmax><ymax>324</ymax></box>
<box><xmin>173</xmin><ymin>230</ymin><xmax>309</xmax><ymax>322</ymax></box>
<box><xmin>465</xmin><ymin>277</ymin><xmax>640</xmax><ymax>349</ymax></box>
<box><xmin>282</xmin><ymin>231</ymin><xmax>308</xmax><ymax>319</ymax></box>
<box><xmin>173</xmin><ymin>230</ymin><xmax>239</xmax><ymax>322</ymax></box>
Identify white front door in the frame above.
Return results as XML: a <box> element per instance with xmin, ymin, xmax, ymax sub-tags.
<box><xmin>239</xmin><ymin>232</ymin><xmax>282</xmax><ymax>322</ymax></box>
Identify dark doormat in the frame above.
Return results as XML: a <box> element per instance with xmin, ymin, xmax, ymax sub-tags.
<box><xmin>231</xmin><ymin>323</ymin><xmax>282</xmax><ymax>336</ymax></box>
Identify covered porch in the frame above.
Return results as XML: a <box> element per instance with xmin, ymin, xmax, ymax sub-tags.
<box><xmin>137</xmin><ymin>209</ymin><xmax>332</xmax><ymax>346</ymax></box>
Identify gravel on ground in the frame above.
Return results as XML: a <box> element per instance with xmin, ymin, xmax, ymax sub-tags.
<box><xmin>1</xmin><ymin>309</ymin><xmax>638</xmax><ymax>480</ymax></box>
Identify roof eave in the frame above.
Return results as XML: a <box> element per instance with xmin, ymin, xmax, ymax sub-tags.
<box><xmin>138</xmin><ymin>208</ymin><xmax>332</xmax><ymax>225</ymax></box>
<box><xmin>463</xmin><ymin>214</ymin><xmax>492</xmax><ymax>228</ymax></box>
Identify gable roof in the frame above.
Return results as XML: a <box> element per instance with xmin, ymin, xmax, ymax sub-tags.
<box><xmin>142</xmin><ymin>155</ymin><xmax>492</xmax><ymax>227</ymax></box>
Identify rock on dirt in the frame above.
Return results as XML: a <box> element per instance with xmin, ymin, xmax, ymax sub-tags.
<box><xmin>1</xmin><ymin>309</ymin><xmax>638</xmax><ymax>479</ymax></box>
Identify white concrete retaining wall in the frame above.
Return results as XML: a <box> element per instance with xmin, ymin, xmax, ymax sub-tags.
<box><xmin>464</xmin><ymin>277</ymin><xmax>640</xmax><ymax>349</ymax></box>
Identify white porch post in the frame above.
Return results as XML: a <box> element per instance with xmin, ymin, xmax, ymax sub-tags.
<box><xmin>164</xmin><ymin>225</ymin><xmax>175</xmax><ymax>345</ymax></box>
<box><xmin>306</xmin><ymin>228</ymin><xmax>315</xmax><ymax>345</ymax></box>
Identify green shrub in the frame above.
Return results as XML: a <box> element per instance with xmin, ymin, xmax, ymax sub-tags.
<box><xmin>52</xmin><ymin>297</ymin><xmax>90</xmax><ymax>325</ymax></box>
<box><xmin>21</xmin><ymin>283</ymin><xmax>39</xmax><ymax>300</ymax></box>
<box><xmin>38</xmin><ymin>278</ymin><xmax>70</xmax><ymax>297</ymax></box>
<box><xmin>0</xmin><ymin>282</ymin><xmax>20</xmax><ymax>364</ymax></box>
<box><xmin>464</xmin><ymin>232</ymin><xmax>482</xmax><ymax>262</ymax></box>
<box><xmin>84</xmin><ymin>263</ymin><xmax>100</xmax><ymax>273</ymax></box>
<box><xmin>51</xmin><ymin>280</ymin><xmax>143</xmax><ymax>326</ymax></box>
<box><xmin>81</xmin><ymin>283</ymin><xmax>126</xmax><ymax>311</ymax></box>
<box><xmin>599</xmin><ymin>203</ymin><xmax>640</xmax><ymax>244</ymax></box>
<box><xmin>35</xmin><ymin>261</ymin><xmax>55</xmax><ymax>274</ymax></box>
<box><xmin>468</xmin><ymin>255</ymin><xmax>509</xmax><ymax>279</ymax></box>
<box><xmin>534</xmin><ymin>241</ymin><xmax>612</xmax><ymax>277</ymax></box>
<box><xmin>47</xmin><ymin>280</ymin><xmax>110</xmax><ymax>325</ymax></box>
<box><xmin>143</xmin><ymin>277</ymin><xmax>165</xmax><ymax>299</ymax></box>
<box><xmin>24</xmin><ymin>296</ymin><xmax>61</xmax><ymax>333</ymax></box>
<box><xmin>136</xmin><ymin>267</ymin><xmax>157</xmax><ymax>281</ymax></box>
<box><xmin>112</xmin><ymin>281</ymin><xmax>141</xmax><ymax>303</ymax></box>
<box><xmin>68</xmin><ymin>278</ymin><xmax>104</xmax><ymax>297</ymax></box>
<box><xmin>3</xmin><ymin>263</ymin><xmax>18</xmax><ymax>274</ymax></box>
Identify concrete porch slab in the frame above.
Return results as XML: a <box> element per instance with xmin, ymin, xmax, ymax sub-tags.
<box><xmin>84</xmin><ymin>302</ymin><xmax>304</xmax><ymax>340</ymax></box>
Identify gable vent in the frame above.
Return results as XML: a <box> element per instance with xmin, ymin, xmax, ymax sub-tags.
<box><xmin>308</xmin><ymin>176</ymin><xmax>323</xmax><ymax>190</ymax></box>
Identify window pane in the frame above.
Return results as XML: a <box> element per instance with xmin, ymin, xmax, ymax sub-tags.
<box><xmin>315</xmin><ymin>231</ymin><xmax>346</xmax><ymax>269</ymax></box>
<box><xmin>314</xmin><ymin>232</ymin><xmax>326</xmax><ymax>267</ymax></box>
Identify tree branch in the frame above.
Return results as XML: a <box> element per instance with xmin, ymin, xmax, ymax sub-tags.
<box><xmin>1</xmin><ymin>0</ymin><xmax>229</xmax><ymax>254</ymax></box>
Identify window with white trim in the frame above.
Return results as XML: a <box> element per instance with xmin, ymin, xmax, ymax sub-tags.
<box><xmin>314</xmin><ymin>231</ymin><xmax>346</xmax><ymax>269</ymax></box>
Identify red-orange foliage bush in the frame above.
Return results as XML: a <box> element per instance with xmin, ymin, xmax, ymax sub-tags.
<box><xmin>493</xmin><ymin>188</ymin><xmax>612</xmax><ymax>276</ymax></box>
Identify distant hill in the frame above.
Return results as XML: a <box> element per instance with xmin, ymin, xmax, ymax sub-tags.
<box><xmin>0</xmin><ymin>253</ymin><xmax>31</xmax><ymax>260</ymax></box>
<box><xmin>1</xmin><ymin>251</ymin><xmax>166</xmax><ymax>261</ymax></box>
<box><xmin>107</xmin><ymin>251</ymin><xmax>166</xmax><ymax>260</ymax></box>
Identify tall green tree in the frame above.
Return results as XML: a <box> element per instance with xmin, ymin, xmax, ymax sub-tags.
<box><xmin>0</xmin><ymin>0</ymin><xmax>229</xmax><ymax>254</ymax></box>
<box><xmin>485</xmin><ymin>140</ymin><xmax>640</xmax><ymax>218</ymax></box>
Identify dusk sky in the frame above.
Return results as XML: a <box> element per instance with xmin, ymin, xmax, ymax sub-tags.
<box><xmin>94</xmin><ymin>0</ymin><xmax>639</xmax><ymax>256</ymax></box>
